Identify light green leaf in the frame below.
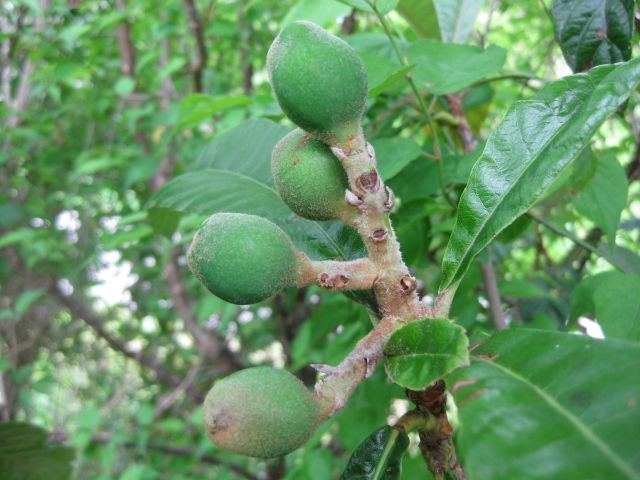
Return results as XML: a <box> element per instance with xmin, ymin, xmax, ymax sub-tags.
<box><xmin>14</xmin><ymin>289</ymin><xmax>45</xmax><ymax>315</ymax></box>
<box><xmin>396</xmin><ymin>0</ymin><xmax>440</xmax><ymax>38</ymax></box>
<box><xmin>177</xmin><ymin>94</ymin><xmax>251</xmax><ymax>129</ymax></box>
<box><xmin>372</xmin><ymin>137</ymin><xmax>422</xmax><ymax>180</ymax></box>
<box><xmin>434</xmin><ymin>0</ymin><xmax>484</xmax><ymax>44</ymax></box>
<box><xmin>114</xmin><ymin>77</ymin><xmax>135</xmax><ymax>97</ymax></box>
<box><xmin>551</xmin><ymin>0</ymin><xmax>634</xmax><ymax>72</ymax></box>
<box><xmin>338</xmin><ymin>0</ymin><xmax>399</xmax><ymax>15</ymax></box>
<box><xmin>384</xmin><ymin>318</ymin><xmax>469</xmax><ymax>389</ymax></box>
<box><xmin>441</xmin><ymin>57</ymin><xmax>640</xmax><ymax>290</ymax></box>
<box><xmin>189</xmin><ymin>118</ymin><xmax>291</xmax><ymax>185</ymax></box>
<box><xmin>341</xmin><ymin>426</ymin><xmax>409</xmax><ymax>479</ymax></box>
<box><xmin>283</xmin><ymin>0</ymin><xmax>351</xmax><ymax>26</ymax></box>
<box><xmin>102</xmin><ymin>225</ymin><xmax>153</xmax><ymax>249</ymax></box>
<box><xmin>407</xmin><ymin>40</ymin><xmax>506</xmax><ymax>94</ymax></box>
<box><xmin>359</xmin><ymin>52</ymin><xmax>413</xmax><ymax>98</ymax></box>
<box><xmin>574</xmin><ymin>154</ymin><xmax>628</xmax><ymax>249</ymax></box>
<box><xmin>593</xmin><ymin>273</ymin><xmax>640</xmax><ymax>341</ymax></box>
<box><xmin>449</xmin><ymin>329</ymin><xmax>640</xmax><ymax>480</ymax></box>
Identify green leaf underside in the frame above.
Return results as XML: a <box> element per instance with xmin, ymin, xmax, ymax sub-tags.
<box><xmin>592</xmin><ymin>273</ymin><xmax>640</xmax><ymax>341</ymax></box>
<box><xmin>337</xmin><ymin>0</ymin><xmax>399</xmax><ymax>15</ymax></box>
<box><xmin>574</xmin><ymin>154</ymin><xmax>628</xmax><ymax>249</ymax></box>
<box><xmin>0</xmin><ymin>422</ymin><xmax>74</xmax><ymax>480</ymax></box>
<box><xmin>434</xmin><ymin>0</ymin><xmax>484</xmax><ymax>44</ymax></box>
<box><xmin>384</xmin><ymin>318</ymin><xmax>469</xmax><ymax>390</ymax></box>
<box><xmin>552</xmin><ymin>0</ymin><xmax>634</xmax><ymax>72</ymax></box>
<box><xmin>407</xmin><ymin>40</ymin><xmax>507</xmax><ymax>95</ymax></box>
<box><xmin>441</xmin><ymin>57</ymin><xmax>640</xmax><ymax>289</ymax></box>
<box><xmin>341</xmin><ymin>426</ymin><xmax>409</xmax><ymax>480</ymax></box>
<box><xmin>449</xmin><ymin>329</ymin><xmax>640</xmax><ymax>480</ymax></box>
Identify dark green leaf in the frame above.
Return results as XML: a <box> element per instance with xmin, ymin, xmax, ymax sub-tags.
<box><xmin>574</xmin><ymin>154</ymin><xmax>628</xmax><ymax>249</ymax></box>
<box><xmin>0</xmin><ymin>422</ymin><xmax>74</xmax><ymax>480</ymax></box>
<box><xmin>441</xmin><ymin>57</ymin><xmax>640</xmax><ymax>289</ymax></box>
<box><xmin>407</xmin><ymin>40</ymin><xmax>506</xmax><ymax>94</ymax></box>
<box><xmin>14</xmin><ymin>289</ymin><xmax>45</xmax><ymax>315</ymax></box>
<box><xmin>449</xmin><ymin>329</ymin><xmax>640</xmax><ymax>480</ymax></box>
<box><xmin>384</xmin><ymin>318</ymin><xmax>469</xmax><ymax>389</ymax></box>
<box><xmin>552</xmin><ymin>0</ymin><xmax>634</xmax><ymax>72</ymax></box>
<box><xmin>341</xmin><ymin>426</ymin><xmax>409</xmax><ymax>480</ymax></box>
<box><xmin>146</xmin><ymin>207</ymin><xmax>182</xmax><ymax>238</ymax></box>
<box><xmin>434</xmin><ymin>0</ymin><xmax>484</xmax><ymax>44</ymax></box>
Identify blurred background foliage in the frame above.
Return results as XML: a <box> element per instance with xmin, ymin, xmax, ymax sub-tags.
<box><xmin>1</xmin><ymin>0</ymin><xmax>639</xmax><ymax>478</ymax></box>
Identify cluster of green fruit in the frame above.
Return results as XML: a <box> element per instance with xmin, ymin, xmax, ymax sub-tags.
<box><xmin>188</xmin><ymin>21</ymin><xmax>368</xmax><ymax>458</ymax></box>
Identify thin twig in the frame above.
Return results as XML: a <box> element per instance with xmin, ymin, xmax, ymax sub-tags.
<box><xmin>183</xmin><ymin>0</ymin><xmax>208</xmax><ymax>93</ymax></box>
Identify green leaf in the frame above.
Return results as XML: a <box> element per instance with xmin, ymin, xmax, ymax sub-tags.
<box><xmin>338</xmin><ymin>0</ymin><xmax>399</xmax><ymax>15</ymax></box>
<box><xmin>570</xmin><ymin>270</ymin><xmax>619</xmax><ymax>322</ymax></box>
<box><xmin>441</xmin><ymin>57</ymin><xmax>640</xmax><ymax>289</ymax></box>
<box><xmin>283</xmin><ymin>0</ymin><xmax>351</xmax><ymax>26</ymax></box>
<box><xmin>551</xmin><ymin>0</ymin><xmax>634</xmax><ymax>72</ymax></box>
<box><xmin>396</xmin><ymin>0</ymin><xmax>440</xmax><ymax>38</ymax></box>
<box><xmin>14</xmin><ymin>289</ymin><xmax>45</xmax><ymax>315</ymax></box>
<box><xmin>114</xmin><ymin>77</ymin><xmax>135</xmax><ymax>97</ymax></box>
<box><xmin>341</xmin><ymin>426</ymin><xmax>409</xmax><ymax>480</ymax></box>
<box><xmin>0</xmin><ymin>422</ymin><xmax>74</xmax><ymax>480</ymax></box>
<box><xmin>359</xmin><ymin>52</ymin><xmax>413</xmax><ymax>98</ymax></box>
<box><xmin>574</xmin><ymin>154</ymin><xmax>628</xmax><ymax>249</ymax></box>
<box><xmin>592</xmin><ymin>272</ymin><xmax>640</xmax><ymax>341</ymax></box>
<box><xmin>177</xmin><ymin>94</ymin><xmax>251</xmax><ymax>129</ymax></box>
<box><xmin>449</xmin><ymin>329</ymin><xmax>640</xmax><ymax>480</ymax></box>
<box><xmin>189</xmin><ymin>118</ymin><xmax>290</xmax><ymax>185</ymax></box>
<box><xmin>407</xmin><ymin>40</ymin><xmax>506</xmax><ymax>94</ymax></box>
<box><xmin>434</xmin><ymin>0</ymin><xmax>484</xmax><ymax>44</ymax></box>
<box><xmin>372</xmin><ymin>137</ymin><xmax>422</xmax><ymax>180</ymax></box>
<box><xmin>146</xmin><ymin>207</ymin><xmax>181</xmax><ymax>238</ymax></box>
<box><xmin>102</xmin><ymin>224</ymin><xmax>153</xmax><ymax>249</ymax></box>
<box><xmin>384</xmin><ymin>318</ymin><xmax>469</xmax><ymax>390</ymax></box>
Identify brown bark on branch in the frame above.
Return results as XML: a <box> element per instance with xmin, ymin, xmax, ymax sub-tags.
<box><xmin>115</xmin><ymin>0</ymin><xmax>136</xmax><ymax>77</ymax></box>
<box><xmin>183</xmin><ymin>0</ymin><xmax>208</xmax><ymax>93</ymax></box>
<box><xmin>296</xmin><ymin>256</ymin><xmax>379</xmax><ymax>291</ymax></box>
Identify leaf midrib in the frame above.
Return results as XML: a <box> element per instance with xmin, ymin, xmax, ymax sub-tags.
<box><xmin>477</xmin><ymin>357</ymin><xmax>639</xmax><ymax>480</ymax></box>
<box><xmin>371</xmin><ymin>429</ymin><xmax>400</xmax><ymax>480</ymax></box>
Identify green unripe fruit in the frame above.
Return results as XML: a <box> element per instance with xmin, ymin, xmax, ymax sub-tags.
<box><xmin>188</xmin><ymin>213</ymin><xmax>297</xmax><ymax>305</ymax></box>
<box><xmin>267</xmin><ymin>21</ymin><xmax>368</xmax><ymax>146</ymax></box>
<box><xmin>203</xmin><ymin>367</ymin><xmax>321</xmax><ymax>458</ymax></box>
<box><xmin>272</xmin><ymin>128</ymin><xmax>349</xmax><ymax>221</ymax></box>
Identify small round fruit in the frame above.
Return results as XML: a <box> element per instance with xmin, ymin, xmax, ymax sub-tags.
<box><xmin>188</xmin><ymin>213</ymin><xmax>297</xmax><ymax>305</ymax></box>
<box><xmin>203</xmin><ymin>367</ymin><xmax>321</xmax><ymax>458</ymax></box>
<box><xmin>272</xmin><ymin>128</ymin><xmax>349</xmax><ymax>221</ymax></box>
<box><xmin>267</xmin><ymin>21</ymin><xmax>368</xmax><ymax>146</ymax></box>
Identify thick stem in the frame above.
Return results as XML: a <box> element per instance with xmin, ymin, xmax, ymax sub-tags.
<box><xmin>296</xmin><ymin>255</ymin><xmax>379</xmax><ymax>291</ymax></box>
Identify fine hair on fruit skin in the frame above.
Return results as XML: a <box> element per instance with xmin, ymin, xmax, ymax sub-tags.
<box><xmin>267</xmin><ymin>20</ymin><xmax>368</xmax><ymax>147</ymax></box>
<box><xmin>272</xmin><ymin>128</ymin><xmax>350</xmax><ymax>221</ymax></box>
<box><xmin>203</xmin><ymin>366</ymin><xmax>323</xmax><ymax>458</ymax></box>
<box><xmin>187</xmin><ymin>213</ymin><xmax>298</xmax><ymax>305</ymax></box>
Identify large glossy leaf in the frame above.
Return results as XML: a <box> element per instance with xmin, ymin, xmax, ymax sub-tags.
<box><xmin>551</xmin><ymin>0</ymin><xmax>634</xmax><ymax>72</ymax></box>
<box><xmin>407</xmin><ymin>40</ymin><xmax>506</xmax><ymax>95</ymax></box>
<box><xmin>574</xmin><ymin>154</ymin><xmax>628</xmax><ymax>249</ymax></box>
<box><xmin>592</xmin><ymin>272</ymin><xmax>640</xmax><ymax>341</ymax></box>
<box><xmin>0</xmin><ymin>422</ymin><xmax>74</xmax><ymax>480</ymax></box>
<box><xmin>441</xmin><ymin>57</ymin><xmax>640</xmax><ymax>289</ymax></box>
<box><xmin>434</xmin><ymin>0</ymin><xmax>484</xmax><ymax>44</ymax></box>
<box><xmin>449</xmin><ymin>329</ymin><xmax>640</xmax><ymax>480</ymax></box>
<box><xmin>384</xmin><ymin>318</ymin><xmax>469</xmax><ymax>390</ymax></box>
<box><xmin>341</xmin><ymin>426</ymin><xmax>409</xmax><ymax>480</ymax></box>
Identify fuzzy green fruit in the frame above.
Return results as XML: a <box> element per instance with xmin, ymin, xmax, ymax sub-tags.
<box><xmin>188</xmin><ymin>213</ymin><xmax>297</xmax><ymax>305</ymax></box>
<box><xmin>272</xmin><ymin>128</ymin><xmax>349</xmax><ymax>221</ymax></box>
<box><xmin>267</xmin><ymin>21</ymin><xmax>368</xmax><ymax>146</ymax></box>
<box><xmin>203</xmin><ymin>367</ymin><xmax>321</xmax><ymax>458</ymax></box>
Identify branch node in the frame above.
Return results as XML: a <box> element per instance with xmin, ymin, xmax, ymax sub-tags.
<box><xmin>383</xmin><ymin>186</ymin><xmax>395</xmax><ymax>211</ymax></box>
<box><xmin>370</xmin><ymin>228</ymin><xmax>388</xmax><ymax>242</ymax></box>
<box><xmin>356</xmin><ymin>170</ymin><xmax>381</xmax><ymax>193</ymax></box>
<box><xmin>345</xmin><ymin>189</ymin><xmax>363</xmax><ymax>206</ymax></box>
<box><xmin>399</xmin><ymin>275</ymin><xmax>417</xmax><ymax>294</ymax></box>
